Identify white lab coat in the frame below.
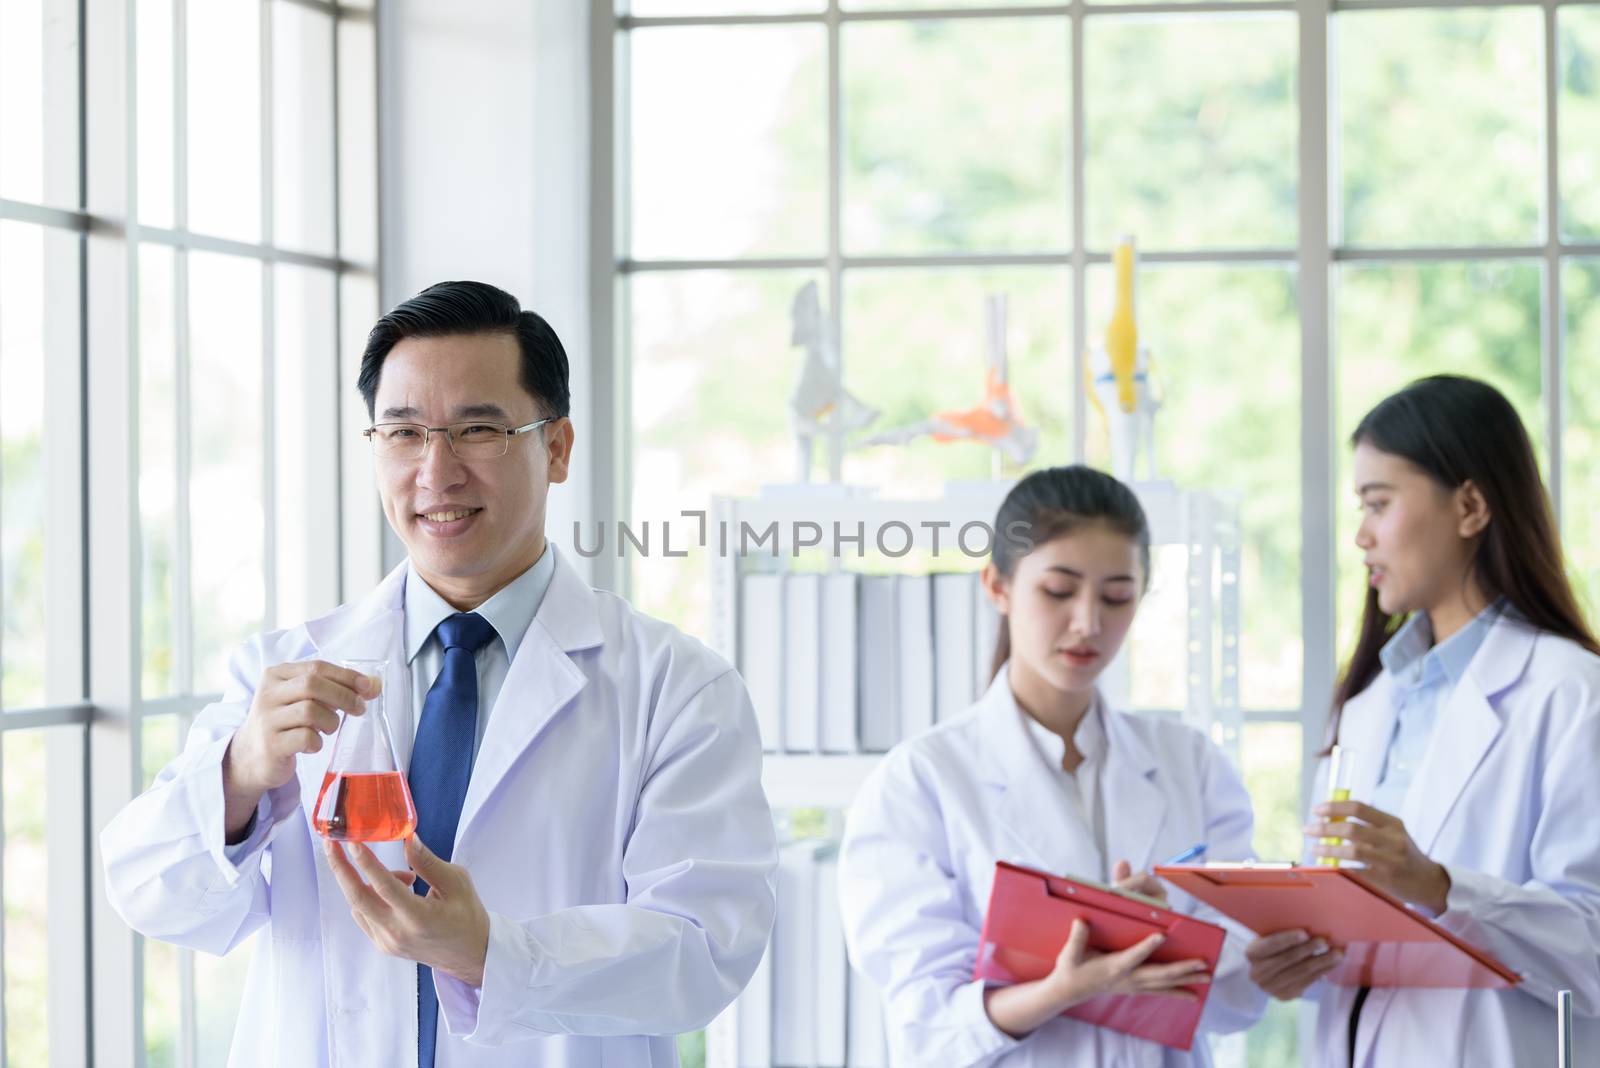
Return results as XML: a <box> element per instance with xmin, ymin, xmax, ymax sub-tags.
<box><xmin>838</xmin><ymin>667</ymin><xmax>1267</xmax><ymax>1068</ymax></box>
<box><xmin>101</xmin><ymin>545</ymin><xmax>778</xmax><ymax>1068</ymax></box>
<box><xmin>1305</xmin><ymin>611</ymin><xmax>1600</xmax><ymax>1066</ymax></box>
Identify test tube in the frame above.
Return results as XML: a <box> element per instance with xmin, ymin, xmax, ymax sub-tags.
<box><xmin>1318</xmin><ymin>745</ymin><xmax>1355</xmax><ymax>868</ymax></box>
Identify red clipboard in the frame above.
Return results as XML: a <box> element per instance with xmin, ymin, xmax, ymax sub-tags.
<box><xmin>973</xmin><ymin>861</ymin><xmax>1226</xmax><ymax>1052</ymax></box>
<box><xmin>1155</xmin><ymin>864</ymin><xmax>1519</xmax><ymax>989</ymax></box>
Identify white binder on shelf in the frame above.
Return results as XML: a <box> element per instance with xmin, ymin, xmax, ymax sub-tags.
<box><xmin>933</xmin><ymin>572</ymin><xmax>977</xmax><ymax>722</ymax></box>
<box><xmin>846</xmin><ymin>965</ymin><xmax>889</xmax><ymax>1068</ymax></box>
<box><xmin>814</xmin><ymin>848</ymin><xmax>848</xmax><ymax>1068</ymax></box>
<box><xmin>739</xmin><ymin>573</ymin><xmax>784</xmax><ymax>754</ymax></box>
<box><xmin>896</xmin><ymin>575</ymin><xmax>935</xmax><ymax>742</ymax></box>
<box><xmin>973</xmin><ymin>570</ymin><xmax>1000</xmax><ymax>695</ymax></box>
<box><xmin>783</xmin><ymin>572</ymin><xmax>822</xmax><ymax>754</ymax></box>
<box><xmin>773</xmin><ymin>840</ymin><xmax>826</xmax><ymax>1066</ymax></box>
<box><xmin>819</xmin><ymin>573</ymin><xmax>859</xmax><ymax>754</ymax></box>
<box><xmin>720</xmin><ymin>476</ymin><xmax>1241</xmax><ymax>831</ymax></box>
<box><xmin>735</xmin><ymin>926</ymin><xmax>775</xmax><ymax>1068</ymax></box>
<box><xmin>856</xmin><ymin>575</ymin><xmax>900</xmax><ymax>753</ymax></box>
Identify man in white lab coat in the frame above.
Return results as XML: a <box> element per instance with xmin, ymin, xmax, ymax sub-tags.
<box><xmin>101</xmin><ymin>280</ymin><xmax>778</xmax><ymax>1067</ymax></box>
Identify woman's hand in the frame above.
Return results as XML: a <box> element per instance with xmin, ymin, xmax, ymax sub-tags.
<box><xmin>1047</xmin><ymin>920</ymin><xmax>1209</xmax><ymax>1004</ymax></box>
<box><xmin>984</xmin><ymin>919</ymin><xmax>1210</xmax><ymax>1038</ymax></box>
<box><xmin>1112</xmin><ymin>858</ymin><xmax>1168</xmax><ymax>904</ymax></box>
<box><xmin>1305</xmin><ymin>800</ymin><xmax>1452</xmax><ymax>913</ymax></box>
<box><xmin>1245</xmin><ymin>929</ymin><xmax>1343</xmax><ymax>1001</ymax></box>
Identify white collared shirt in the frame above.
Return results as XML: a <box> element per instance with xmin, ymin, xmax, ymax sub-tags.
<box><xmin>1020</xmin><ymin>694</ymin><xmax>1110</xmax><ymax>877</ymax></box>
<box><xmin>402</xmin><ymin>545</ymin><xmax>556</xmax><ymax>763</ymax></box>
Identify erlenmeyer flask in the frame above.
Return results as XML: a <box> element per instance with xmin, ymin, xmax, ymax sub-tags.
<box><xmin>313</xmin><ymin>659</ymin><xmax>417</xmax><ymax>841</ymax></box>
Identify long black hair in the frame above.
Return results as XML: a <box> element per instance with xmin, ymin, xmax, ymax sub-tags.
<box><xmin>1330</xmin><ymin>375</ymin><xmax>1599</xmax><ymax>744</ymax></box>
<box><xmin>988</xmin><ymin>465</ymin><xmax>1151</xmax><ymax>682</ymax></box>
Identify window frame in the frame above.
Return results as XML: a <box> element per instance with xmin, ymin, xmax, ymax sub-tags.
<box><xmin>603</xmin><ymin>0</ymin><xmax>1590</xmax><ymax>755</ymax></box>
<box><xmin>0</xmin><ymin>0</ymin><xmax>379</xmax><ymax>1063</ymax></box>
<box><xmin>601</xmin><ymin>5</ymin><xmax>1589</xmax><ymax>1060</ymax></box>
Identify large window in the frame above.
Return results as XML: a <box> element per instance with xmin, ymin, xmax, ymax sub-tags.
<box><xmin>609</xmin><ymin>1</ymin><xmax>1600</xmax><ymax>1064</ymax></box>
<box><xmin>0</xmin><ymin>0</ymin><xmax>377</xmax><ymax>1063</ymax></box>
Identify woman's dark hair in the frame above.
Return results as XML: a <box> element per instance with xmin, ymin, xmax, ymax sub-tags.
<box><xmin>987</xmin><ymin>465</ymin><xmax>1151</xmax><ymax>682</ymax></box>
<box><xmin>1330</xmin><ymin>374</ymin><xmax>1599</xmax><ymax>745</ymax></box>
<box><xmin>357</xmin><ymin>280</ymin><xmax>571</xmax><ymax>420</ymax></box>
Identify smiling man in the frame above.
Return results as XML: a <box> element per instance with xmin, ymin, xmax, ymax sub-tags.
<box><xmin>102</xmin><ymin>281</ymin><xmax>779</xmax><ymax>1068</ymax></box>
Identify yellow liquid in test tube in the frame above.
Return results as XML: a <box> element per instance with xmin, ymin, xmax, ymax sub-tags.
<box><xmin>1319</xmin><ymin>747</ymin><xmax>1355</xmax><ymax>868</ymax></box>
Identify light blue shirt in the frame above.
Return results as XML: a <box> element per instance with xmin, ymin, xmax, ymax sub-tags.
<box><xmin>1371</xmin><ymin>602</ymin><xmax>1499</xmax><ymax>816</ymax></box>
<box><xmin>404</xmin><ymin>544</ymin><xmax>556</xmax><ymax>765</ymax></box>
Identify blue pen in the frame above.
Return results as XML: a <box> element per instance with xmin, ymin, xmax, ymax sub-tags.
<box><xmin>1162</xmin><ymin>843</ymin><xmax>1207</xmax><ymax>866</ymax></box>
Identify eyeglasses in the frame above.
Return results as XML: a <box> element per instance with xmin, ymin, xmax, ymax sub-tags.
<box><xmin>363</xmin><ymin>418</ymin><xmax>554</xmax><ymax>461</ymax></box>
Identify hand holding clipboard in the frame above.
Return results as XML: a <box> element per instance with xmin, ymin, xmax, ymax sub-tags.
<box><xmin>1156</xmin><ymin>864</ymin><xmax>1519</xmax><ymax>990</ymax></box>
<box><xmin>975</xmin><ymin>860</ymin><xmax>1228</xmax><ymax>1051</ymax></box>
<box><xmin>1206</xmin><ymin>745</ymin><xmax>1504</xmax><ymax>996</ymax></box>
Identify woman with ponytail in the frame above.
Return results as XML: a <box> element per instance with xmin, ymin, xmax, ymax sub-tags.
<box><xmin>1244</xmin><ymin>375</ymin><xmax>1600</xmax><ymax>1065</ymax></box>
<box><xmin>838</xmin><ymin>465</ymin><xmax>1266</xmax><ymax>1066</ymax></box>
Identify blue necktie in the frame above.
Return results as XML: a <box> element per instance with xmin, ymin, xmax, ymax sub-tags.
<box><xmin>410</xmin><ymin>611</ymin><xmax>496</xmax><ymax>1068</ymax></box>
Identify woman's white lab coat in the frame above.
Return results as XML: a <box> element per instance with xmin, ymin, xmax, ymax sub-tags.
<box><xmin>100</xmin><ymin>545</ymin><xmax>778</xmax><ymax>1068</ymax></box>
<box><xmin>1306</xmin><ymin>611</ymin><xmax>1600</xmax><ymax>1066</ymax></box>
<box><xmin>837</xmin><ymin>667</ymin><xmax>1267</xmax><ymax>1068</ymax></box>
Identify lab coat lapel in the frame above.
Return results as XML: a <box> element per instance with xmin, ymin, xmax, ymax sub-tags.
<box><xmin>1332</xmin><ymin>676</ymin><xmax>1397</xmax><ymax>808</ymax></box>
<box><xmin>977</xmin><ymin>670</ymin><xmax>1107</xmax><ymax>879</ymax></box>
<box><xmin>297</xmin><ymin>563</ymin><xmax>419</xmax><ymax>1068</ymax></box>
<box><xmin>456</xmin><ymin>546</ymin><xmax>605</xmax><ymax>839</ymax></box>
<box><xmin>1352</xmin><ymin>616</ymin><xmax>1534</xmax><ymax>1068</ymax></box>
<box><xmin>1401</xmin><ymin>614</ymin><xmax>1532</xmax><ymax>853</ymax></box>
<box><xmin>1098</xmin><ymin>705</ymin><xmax>1168</xmax><ymax>873</ymax></box>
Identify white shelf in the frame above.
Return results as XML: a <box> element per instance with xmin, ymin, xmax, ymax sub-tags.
<box><xmin>719</xmin><ymin>478</ymin><xmax>1243</xmax><ymax>810</ymax></box>
<box><xmin>762</xmin><ymin>753</ymin><xmax>883</xmax><ymax>810</ymax></box>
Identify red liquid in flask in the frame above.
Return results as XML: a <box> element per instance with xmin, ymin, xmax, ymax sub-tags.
<box><xmin>313</xmin><ymin>771</ymin><xmax>416</xmax><ymax>841</ymax></box>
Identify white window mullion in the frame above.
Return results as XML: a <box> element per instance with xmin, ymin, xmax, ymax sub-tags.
<box><xmin>330</xmin><ymin>3</ymin><xmax>344</xmax><ymax>605</ymax></box>
<box><xmin>1543</xmin><ymin>0</ymin><xmax>1563</xmax><ymax>524</ymax></box>
<box><xmin>262</xmin><ymin>0</ymin><xmax>278</xmax><ymax>631</ymax></box>
<box><xmin>1298</xmin><ymin>0</ymin><xmax>1335</xmax><ymax>812</ymax></box>
<box><xmin>1070</xmin><ymin>0</ymin><xmax>1087</xmax><ymax>463</ymax></box>
<box><xmin>170</xmin><ymin>2</ymin><xmax>199</xmax><ymax>1064</ymax></box>
<box><xmin>172</xmin><ymin>0</ymin><xmax>194</xmax><ymax>704</ymax></box>
<box><xmin>85</xmin><ymin>0</ymin><xmax>145</xmax><ymax>1057</ymax></box>
<box><xmin>1297</xmin><ymin>7</ymin><xmax>1338</xmax><ymax>1060</ymax></box>
<box><xmin>592</xmin><ymin>2</ymin><xmax>625</xmax><ymax>597</ymax></box>
<box><xmin>173</xmin><ymin>259</ymin><xmax>194</xmax><ymax>704</ymax></box>
<box><xmin>44</xmin><ymin>89</ymin><xmax>92</xmax><ymax>1055</ymax></box>
<box><xmin>826</xmin><ymin>0</ymin><xmax>844</xmax><ymax>483</ymax></box>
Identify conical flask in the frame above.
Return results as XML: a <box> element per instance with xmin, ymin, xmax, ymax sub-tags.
<box><xmin>312</xmin><ymin>659</ymin><xmax>417</xmax><ymax>841</ymax></box>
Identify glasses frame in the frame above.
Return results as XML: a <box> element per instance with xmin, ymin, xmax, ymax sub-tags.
<box><xmin>362</xmin><ymin>417</ymin><xmax>555</xmax><ymax>460</ymax></box>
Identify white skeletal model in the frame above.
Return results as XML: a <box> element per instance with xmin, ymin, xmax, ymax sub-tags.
<box><xmin>858</xmin><ymin>293</ymin><xmax>1038</xmax><ymax>468</ymax></box>
<box><xmin>788</xmin><ymin>281</ymin><xmax>879</xmax><ymax>482</ymax></box>
<box><xmin>1088</xmin><ymin>238</ymin><xmax>1162</xmax><ymax>481</ymax></box>
<box><xmin>1088</xmin><ymin>344</ymin><xmax>1161</xmax><ymax>481</ymax></box>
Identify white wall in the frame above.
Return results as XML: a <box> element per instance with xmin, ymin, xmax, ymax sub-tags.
<box><xmin>376</xmin><ymin>0</ymin><xmax>607</xmax><ymax>586</ymax></box>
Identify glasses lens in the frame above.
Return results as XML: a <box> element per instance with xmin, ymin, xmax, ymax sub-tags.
<box><xmin>449</xmin><ymin>423</ymin><xmax>509</xmax><ymax>459</ymax></box>
<box><xmin>372</xmin><ymin>424</ymin><xmax>425</xmax><ymax>458</ymax></box>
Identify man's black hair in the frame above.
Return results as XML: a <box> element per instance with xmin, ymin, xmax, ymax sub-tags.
<box><xmin>357</xmin><ymin>280</ymin><xmax>571</xmax><ymax>420</ymax></box>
